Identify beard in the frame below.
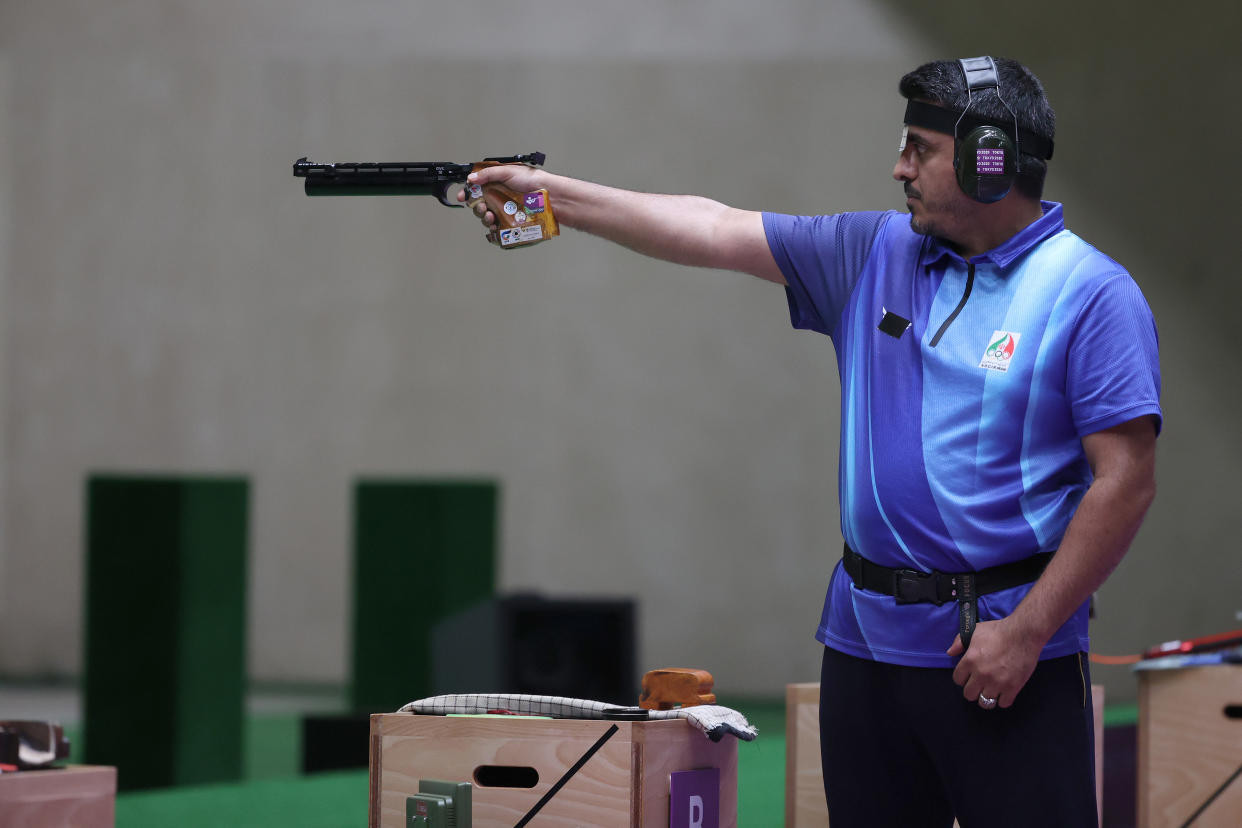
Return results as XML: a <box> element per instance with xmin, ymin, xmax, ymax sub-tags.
<box><xmin>904</xmin><ymin>184</ymin><xmax>968</xmax><ymax>239</ymax></box>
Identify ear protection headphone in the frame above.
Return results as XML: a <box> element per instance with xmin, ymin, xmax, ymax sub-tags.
<box><xmin>954</xmin><ymin>56</ymin><xmax>1018</xmax><ymax>203</ymax></box>
<box><xmin>902</xmin><ymin>56</ymin><xmax>1055</xmax><ymax>204</ymax></box>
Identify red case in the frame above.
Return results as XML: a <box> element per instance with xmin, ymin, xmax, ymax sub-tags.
<box><xmin>1142</xmin><ymin>628</ymin><xmax>1242</xmax><ymax>659</ymax></box>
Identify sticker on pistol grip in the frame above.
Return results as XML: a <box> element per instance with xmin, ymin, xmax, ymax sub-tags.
<box><xmin>498</xmin><ymin>225</ymin><xmax>547</xmax><ymax>247</ymax></box>
<box><xmin>524</xmin><ymin>191</ymin><xmax>546</xmax><ymax>213</ymax></box>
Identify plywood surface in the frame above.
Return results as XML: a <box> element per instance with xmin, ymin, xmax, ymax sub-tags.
<box><xmin>0</xmin><ymin>765</ymin><xmax>117</xmax><ymax>828</ymax></box>
<box><xmin>370</xmin><ymin>713</ymin><xmax>736</xmax><ymax>828</ymax></box>
<box><xmin>1138</xmin><ymin>665</ymin><xmax>1242</xmax><ymax>828</ymax></box>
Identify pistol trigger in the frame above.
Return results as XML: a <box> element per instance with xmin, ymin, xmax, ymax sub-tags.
<box><xmin>435</xmin><ymin>182</ymin><xmax>463</xmax><ymax>208</ymax></box>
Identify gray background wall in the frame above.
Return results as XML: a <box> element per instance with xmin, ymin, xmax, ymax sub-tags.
<box><xmin>0</xmin><ymin>0</ymin><xmax>1238</xmax><ymax>705</ymax></box>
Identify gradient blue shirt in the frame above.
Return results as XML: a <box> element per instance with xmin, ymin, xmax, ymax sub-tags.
<box><xmin>765</xmin><ymin>203</ymin><xmax>1162</xmax><ymax>667</ymax></box>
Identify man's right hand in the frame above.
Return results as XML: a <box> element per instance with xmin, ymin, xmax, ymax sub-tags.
<box><xmin>457</xmin><ymin>165</ymin><xmax>550</xmax><ymax>232</ymax></box>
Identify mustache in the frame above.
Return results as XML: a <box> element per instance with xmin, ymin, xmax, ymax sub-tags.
<box><xmin>904</xmin><ymin>184</ymin><xmax>921</xmax><ymax>200</ymax></box>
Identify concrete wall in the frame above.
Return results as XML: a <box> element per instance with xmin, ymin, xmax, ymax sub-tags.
<box><xmin>0</xmin><ymin>0</ymin><xmax>1237</xmax><ymax>704</ymax></box>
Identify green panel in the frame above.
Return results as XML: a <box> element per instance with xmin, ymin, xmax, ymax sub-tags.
<box><xmin>83</xmin><ymin>475</ymin><xmax>248</xmax><ymax>790</ymax></box>
<box><xmin>83</xmin><ymin>477</ymin><xmax>182</xmax><ymax>789</ymax></box>
<box><xmin>173</xmin><ymin>480</ymin><xmax>248</xmax><ymax>784</ymax></box>
<box><xmin>351</xmin><ymin>480</ymin><xmax>497</xmax><ymax>712</ymax></box>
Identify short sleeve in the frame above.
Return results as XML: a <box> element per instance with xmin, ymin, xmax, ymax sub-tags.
<box><xmin>763</xmin><ymin>211</ymin><xmax>892</xmax><ymax>337</ymax></box>
<box><xmin>1067</xmin><ymin>274</ymin><xmax>1163</xmax><ymax>436</ymax></box>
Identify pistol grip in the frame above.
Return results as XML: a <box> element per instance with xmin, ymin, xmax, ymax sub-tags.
<box><xmin>465</xmin><ymin>167</ymin><xmax>559</xmax><ymax>250</ymax></box>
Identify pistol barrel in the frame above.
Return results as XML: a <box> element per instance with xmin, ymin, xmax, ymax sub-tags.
<box><xmin>293</xmin><ymin>159</ymin><xmax>472</xmax><ymax>203</ymax></box>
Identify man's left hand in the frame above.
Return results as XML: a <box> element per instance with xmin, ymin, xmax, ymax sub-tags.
<box><xmin>947</xmin><ymin>618</ymin><xmax>1043</xmax><ymax>709</ymax></box>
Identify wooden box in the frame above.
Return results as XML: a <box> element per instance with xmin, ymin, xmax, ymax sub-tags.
<box><xmin>369</xmin><ymin>713</ymin><xmax>737</xmax><ymax>828</ymax></box>
<box><xmin>0</xmin><ymin>765</ymin><xmax>116</xmax><ymax>828</ymax></box>
<box><xmin>786</xmin><ymin>682</ymin><xmax>1104</xmax><ymax>827</ymax></box>
<box><xmin>784</xmin><ymin>683</ymin><xmax>823</xmax><ymax>827</ymax></box>
<box><xmin>1137</xmin><ymin>664</ymin><xmax>1242</xmax><ymax>828</ymax></box>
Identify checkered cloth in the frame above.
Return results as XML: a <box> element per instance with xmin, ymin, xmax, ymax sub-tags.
<box><xmin>398</xmin><ymin>694</ymin><xmax>757</xmax><ymax>742</ymax></box>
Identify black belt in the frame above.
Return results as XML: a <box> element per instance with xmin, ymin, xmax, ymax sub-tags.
<box><xmin>841</xmin><ymin>544</ymin><xmax>1053</xmax><ymax>650</ymax></box>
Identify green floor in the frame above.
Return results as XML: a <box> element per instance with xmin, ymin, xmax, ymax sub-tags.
<box><xmin>99</xmin><ymin>698</ymin><xmax>789</xmax><ymax>828</ymax></box>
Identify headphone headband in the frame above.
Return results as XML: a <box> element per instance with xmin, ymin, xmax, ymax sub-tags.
<box><xmin>959</xmin><ymin>56</ymin><xmax>1000</xmax><ymax>92</ymax></box>
<box><xmin>903</xmin><ymin>99</ymin><xmax>1054</xmax><ymax>161</ymax></box>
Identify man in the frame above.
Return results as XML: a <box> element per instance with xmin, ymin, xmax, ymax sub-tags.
<box><xmin>466</xmin><ymin>57</ymin><xmax>1159</xmax><ymax>826</ymax></box>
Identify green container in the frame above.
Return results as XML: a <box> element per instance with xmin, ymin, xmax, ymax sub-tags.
<box><xmin>83</xmin><ymin>475</ymin><xmax>248</xmax><ymax>790</ymax></box>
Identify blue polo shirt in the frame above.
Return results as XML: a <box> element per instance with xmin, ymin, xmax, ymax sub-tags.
<box><xmin>764</xmin><ymin>203</ymin><xmax>1162</xmax><ymax>667</ymax></box>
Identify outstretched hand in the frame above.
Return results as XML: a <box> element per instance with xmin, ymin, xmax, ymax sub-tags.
<box><xmin>456</xmin><ymin>164</ymin><xmax>551</xmax><ymax>231</ymax></box>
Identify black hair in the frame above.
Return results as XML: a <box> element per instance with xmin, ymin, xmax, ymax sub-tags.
<box><xmin>899</xmin><ymin>58</ymin><xmax>1055</xmax><ymax>199</ymax></box>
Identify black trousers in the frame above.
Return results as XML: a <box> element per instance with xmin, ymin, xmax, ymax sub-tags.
<box><xmin>818</xmin><ymin>646</ymin><xmax>1098</xmax><ymax>828</ymax></box>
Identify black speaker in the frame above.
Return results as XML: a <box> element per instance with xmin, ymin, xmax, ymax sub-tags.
<box><xmin>300</xmin><ymin>713</ymin><xmax>371</xmax><ymax>774</ymax></box>
<box><xmin>431</xmin><ymin>594</ymin><xmax>637</xmax><ymax>705</ymax></box>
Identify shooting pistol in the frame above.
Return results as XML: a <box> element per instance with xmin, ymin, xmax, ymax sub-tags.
<box><xmin>291</xmin><ymin>152</ymin><xmax>559</xmax><ymax>250</ymax></box>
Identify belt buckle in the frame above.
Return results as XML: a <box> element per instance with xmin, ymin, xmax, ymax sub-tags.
<box><xmin>893</xmin><ymin>569</ymin><xmax>939</xmax><ymax>605</ymax></box>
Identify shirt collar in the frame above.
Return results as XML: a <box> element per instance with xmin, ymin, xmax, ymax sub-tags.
<box><xmin>920</xmin><ymin>201</ymin><xmax>1065</xmax><ymax>269</ymax></box>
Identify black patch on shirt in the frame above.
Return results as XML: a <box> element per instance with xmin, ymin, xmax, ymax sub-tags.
<box><xmin>878</xmin><ymin>310</ymin><xmax>912</xmax><ymax>339</ymax></box>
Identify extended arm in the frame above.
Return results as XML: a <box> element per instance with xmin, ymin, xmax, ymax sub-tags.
<box><xmin>949</xmin><ymin>415</ymin><xmax>1158</xmax><ymax>707</ymax></box>
<box><xmin>465</xmin><ymin>165</ymin><xmax>786</xmax><ymax>284</ymax></box>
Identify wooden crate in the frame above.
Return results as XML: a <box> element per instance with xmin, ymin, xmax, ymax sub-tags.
<box><xmin>785</xmin><ymin>683</ymin><xmax>822</xmax><ymax>827</ymax></box>
<box><xmin>0</xmin><ymin>765</ymin><xmax>116</xmax><ymax>828</ymax></box>
<box><xmin>1137</xmin><ymin>664</ymin><xmax>1242</xmax><ymax>828</ymax></box>
<box><xmin>369</xmin><ymin>713</ymin><xmax>737</xmax><ymax>828</ymax></box>
<box><xmin>786</xmin><ymin>682</ymin><xmax>1104</xmax><ymax>827</ymax></box>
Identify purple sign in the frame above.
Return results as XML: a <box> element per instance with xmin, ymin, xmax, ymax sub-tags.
<box><xmin>976</xmin><ymin>148</ymin><xmax>1005</xmax><ymax>175</ymax></box>
<box><xmin>670</xmin><ymin>767</ymin><xmax>720</xmax><ymax>828</ymax></box>
<box><xmin>524</xmin><ymin>191</ymin><xmax>546</xmax><ymax>212</ymax></box>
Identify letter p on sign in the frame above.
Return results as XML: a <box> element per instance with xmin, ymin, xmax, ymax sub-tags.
<box><xmin>670</xmin><ymin>768</ymin><xmax>719</xmax><ymax>828</ymax></box>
